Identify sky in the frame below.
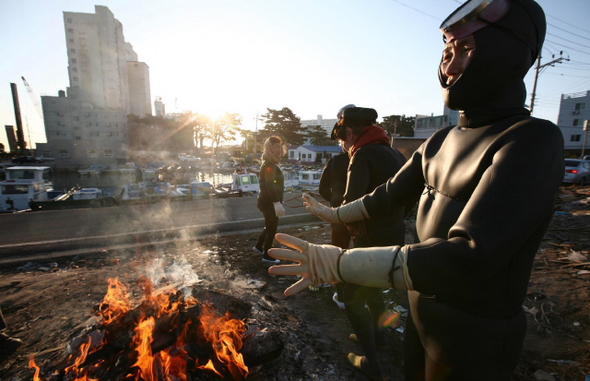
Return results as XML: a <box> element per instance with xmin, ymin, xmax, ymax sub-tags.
<box><xmin>1</xmin><ymin>0</ymin><xmax>589</xmax><ymax>150</ymax></box>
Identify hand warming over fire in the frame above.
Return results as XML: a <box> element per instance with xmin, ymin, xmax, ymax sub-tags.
<box><xmin>302</xmin><ymin>193</ymin><xmax>370</xmax><ymax>224</ymax></box>
<box><xmin>267</xmin><ymin>233</ymin><xmax>344</xmax><ymax>296</ymax></box>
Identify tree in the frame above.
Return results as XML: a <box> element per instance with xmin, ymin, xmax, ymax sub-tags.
<box><xmin>128</xmin><ymin>114</ymin><xmax>194</xmax><ymax>152</ymax></box>
<box><xmin>210</xmin><ymin>112</ymin><xmax>242</xmax><ymax>157</ymax></box>
<box><xmin>305</xmin><ymin>125</ymin><xmax>336</xmax><ymax>146</ymax></box>
<box><xmin>381</xmin><ymin>115</ymin><xmax>415</xmax><ymax>137</ymax></box>
<box><xmin>260</xmin><ymin>107</ymin><xmax>306</xmax><ymax>146</ymax></box>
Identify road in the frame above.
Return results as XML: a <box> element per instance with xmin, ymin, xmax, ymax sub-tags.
<box><xmin>0</xmin><ymin>192</ymin><xmax>320</xmax><ymax>261</ymax></box>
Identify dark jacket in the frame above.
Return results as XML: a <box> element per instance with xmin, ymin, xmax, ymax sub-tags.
<box><xmin>319</xmin><ymin>152</ymin><xmax>349</xmax><ymax>207</ymax></box>
<box><xmin>257</xmin><ymin>161</ymin><xmax>284</xmax><ymax>211</ymax></box>
<box><xmin>345</xmin><ymin>140</ymin><xmax>407</xmax><ymax>247</ymax></box>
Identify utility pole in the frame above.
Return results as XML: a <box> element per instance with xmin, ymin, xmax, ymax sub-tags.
<box><xmin>529</xmin><ymin>53</ymin><xmax>569</xmax><ymax>115</ymax></box>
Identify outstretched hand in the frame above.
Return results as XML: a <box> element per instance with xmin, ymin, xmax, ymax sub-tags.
<box><xmin>301</xmin><ymin>193</ymin><xmax>337</xmax><ymax>223</ymax></box>
<box><xmin>268</xmin><ymin>233</ymin><xmax>343</xmax><ymax>296</ymax></box>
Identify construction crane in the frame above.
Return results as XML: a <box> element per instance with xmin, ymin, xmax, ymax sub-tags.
<box><xmin>21</xmin><ymin>76</ymin><xmax>44</xmax><ymax>121</ymax></box>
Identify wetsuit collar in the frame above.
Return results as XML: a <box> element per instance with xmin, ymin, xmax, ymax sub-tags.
<box><xmin>458</xmin><ymin>106</ymin><xmax>530</xmax><ymax>128</ymax></box>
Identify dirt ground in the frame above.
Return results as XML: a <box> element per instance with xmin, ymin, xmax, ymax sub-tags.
<box><xmin>0</xmin><ymin>185</ymin><xmax>589</xmax><ymax>381</ymax></box>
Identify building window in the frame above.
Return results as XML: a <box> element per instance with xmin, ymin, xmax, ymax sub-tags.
<box><xmin>575</xmin><ymin>103</ymin><xmax>586</xmax><ymax>111</ymax></box>
<box><xmin>71</xmin><ymin>58</ymin><xmax>77</xmax><ymax>63</ymax></box>
<box><xmin>69</xmin><ymin>38</ymin><xmax>74</xmax><ymax>43</ymax></box>
<box><xmin>70</xmin><ymin>48</ymin><xmax>76</xmax><ymax>53</ymax></box>
<box><xmin>68</xmin><ymin>28</ymin><xmax>73</xmax><ymax>33</ymax></box>
<box><xmin>73</xmin><ymin>76</ymin><xmax>78</xmax><ymax>81</ymax></box>
<box><xmin>571</xmin><ymin>135</ymin><xmax>581</xmax><ymax>142</ymax></box>
<box><xmin>72</xmin><ymin>67</ymin><xmax>77</xmax><ymax>72</ymax></box>
<box><xmin>107</xmin><ymin>132</ymin><xmax>113</xmax><ymax>137</ymax></box>
<box><xmin>59</xmin><ymin>149</ymin><xmax>69</xmax><ymax>158</ymax></box>
<box><xmin>573</xmin><ymin>119</ymin><xmax>581</xmax><ymax>126</ymax></box>
<box><xmin>87</xmin><ymin>150</ymin><xmax>96</xmax><ymax>158</ymax></box>
<box><xmin>104</xmin><ymin>150</ymin><xmax>113</xmax><ymax>157</ymax></box>
<box><xmin>74</xmin><ymin>126</ymin><xmax>81</xmax><ymax>130</ymax></box>
<box><xmin>75</xmin><ymin>136</ymin><xmax>81</xmax><ymax>140</ymax></box>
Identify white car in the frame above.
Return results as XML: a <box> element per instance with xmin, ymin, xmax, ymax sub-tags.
<box><xmin>563</xmin><ymin>159</ymin><xmax>590</xmax><ymax>185</ymax></box>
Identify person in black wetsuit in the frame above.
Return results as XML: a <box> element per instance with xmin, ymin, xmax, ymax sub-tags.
<box><xmin>253</xmin><ymin>136</ymin><xmax>285</xmax><ymax>264</ymax></box>
<box><xmin>267</xmin><ymin>0</ymin><xmax>564</xmax><ymax>379</ymax></box>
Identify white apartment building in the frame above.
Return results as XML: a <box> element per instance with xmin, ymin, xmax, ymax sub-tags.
<box><xmin>557</xmin><ymin>91</ymin><xmax>589</xmax><ymax>151</ymax></box>
<box><xmin>414</xmin><ymin>105</ymin><xmax>459</xmax><ymax>138</ymax></box>
<box><xmin>127</xmin><ymin>61</ymin><xmax>152</xmax><ymax>117</ymax></box>
<box><xmin>300</xmin><ymin>115</ymin><xmax>338</xmax><ymax>143</ymax></box>
<box><xmin>35</xmin><ymin>5</ymin><xmax>151</xmax><ymax>168</ymax></box>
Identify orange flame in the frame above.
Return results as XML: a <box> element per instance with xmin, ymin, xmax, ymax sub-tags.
<box><xmin>197</xmin><ymin>304</ymin><xmax>249</xmax><ymax>379</ymax></box>
<box><xmin>29</xmin><ymin>357</ymin><xmax>40</xmax><ymax>381</ymax></box>
<box><xmin>55</xmin><ymin>276</ymin><xmax>248</xmax><ymax>380</ymax></box>
<box><xmin>197</xmin><ymin>358</ymin><xmax>223</xmax><ymax>377</ymax></box>
<box><xmin>129</xmin><ymin>317</ymin><xmax>156</xmax><ymax>381</ymax></box>
<box><xmin>98</xmin><ymin>277</ymin><xmax>131</xmax><ymax>325</ymax></box>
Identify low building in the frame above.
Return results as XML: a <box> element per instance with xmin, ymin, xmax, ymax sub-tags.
<box><xmin>414</xmin><ymin>105</ymin><xmax>459</xmax><ymax>139</ymax></box>
<box><xmin>288</xmin><ymin>145</ymin><xmax>342</xmax><ymax>165</ymax></box>
<box><xmin>557</xmin><ymin>91</ymin><xmax>590</xmax><ymax>154</ymax></box>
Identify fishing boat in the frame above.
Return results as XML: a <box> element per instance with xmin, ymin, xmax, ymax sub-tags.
<box><xmin>0</xmin><ymin>166</ymin><xmax>53</xmax><ymax>212</ymax></box>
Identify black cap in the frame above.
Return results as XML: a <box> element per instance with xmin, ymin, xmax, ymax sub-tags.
<box><xmin>342</xmin><ymin>107</ymin><xmax>378</xmax><ymax>122</ymax></box>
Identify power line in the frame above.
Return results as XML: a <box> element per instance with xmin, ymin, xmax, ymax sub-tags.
<box><xmin>546</xmin><ymin>39</ymin><xmax>590</xmax><ymax>56</ymax></box>
<box><xmin>547</xmin><ymin>32</ymin><xmax>590</xmax><ymax>51</ymax></box>
<box><xmin>547</xmin><ymin>22</ymin><xmax>590</xmax><ymax>42</ymax></box>
<box><xmin>547</xmin><ymin>15</ymin><xmax>590</xmax><ymax>35</ymax></box>
<box><xmin>547</xmin><ymin>20</ymin><xmax>590</xmax><ymax>40</ymax></box>
<box><xmin>390</xmin><ymin>0</ymin><xmax>442</xmax><ymax>22</ymax></box>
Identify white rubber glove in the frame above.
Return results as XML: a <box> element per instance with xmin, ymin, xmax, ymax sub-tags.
<box><xmin>273</xmin><ymin>202</ymin><xmax>285</xmax><ymax>217</ymax></box>
<box><xmin>268</xmin><ymin>233</ymin><xmax>413</xmax><ymax>296</ymax></box>
<box><xmin>267</xmin><ymin>233</ymin><xmax>344</xmax><ymax>296</ymax></box>
<box><xmin>302</xmin><ymin>193</ymin><xmax>369</xmax><ymax>224</ymax></box>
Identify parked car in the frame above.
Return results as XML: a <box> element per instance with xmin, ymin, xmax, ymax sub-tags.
<box><xmin>563</xmin><ymin>159</ymin><xmax>590</xmax><ymax>185</ymax></box>
<box><xmin>11</xmin><ymin>156</ymin><xmax>42</xmax><ymax>164</ymax></box>
<box><xmin>36</xmin><ymin>155</ymin><xmax>55</xmax><ymax>162</ymax></box>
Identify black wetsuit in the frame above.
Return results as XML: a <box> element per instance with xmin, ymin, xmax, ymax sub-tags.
<box><xmin>361</xmin><ymin>0</ymin><xmax>562</xmax><ymax>378</ymax></box>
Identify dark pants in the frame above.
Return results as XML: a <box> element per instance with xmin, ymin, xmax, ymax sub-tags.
<box><xmin>0</xmin><ymin>307</ymin><xmax>6</xmax><ymax>330</ymax></box>
<box><xmin>331</xmin><ymin>223</ymin><xmax>352</xmax><ymax>250</ymax></box>
<box><xmin>255</xmin><ymin>206</ymin><xmax>279</xmax><ymax>254</ymax></box>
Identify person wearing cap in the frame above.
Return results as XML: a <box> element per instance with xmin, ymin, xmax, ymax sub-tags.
<box><xmin>318</xmin><ymin>104</ymin><xmax>356</xmax><ymax>307</ymax></box>
<box><xmin>253</xmin><ymin>135</ymin><xmax>285</xmax><ymax>264</ymax></box>
<box><xmin>268</xmin><ymin>0</ymin><xmax>563</xmax><ymax>379</ymax></box>
<box><xmin>330</xmin><ymin>106</ymin><xmax>407</xmax><ymax>379</ymax></box>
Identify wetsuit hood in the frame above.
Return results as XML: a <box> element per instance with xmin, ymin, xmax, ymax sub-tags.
<box><xmin>439</xmin><ymin>0</ymin><xmax>546</xmax><ymax>112</ymax></box>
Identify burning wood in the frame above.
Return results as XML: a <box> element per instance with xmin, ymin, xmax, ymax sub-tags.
<box><xmin>29</xmin><ymin>275</ymin><xmax>283</xmax><ymax>380</ymax></box>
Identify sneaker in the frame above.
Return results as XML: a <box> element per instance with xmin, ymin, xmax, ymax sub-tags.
<box><xmin>332</xmin><ymin>292</ymin><xmax>345</xmax><ymax>310</ymax></box>
<box><xmin>252</xmin><ymin>246</ymin><xmax>263</xmax><ymax>255</ymax></box>
<box><xmin>347</xmin><ymin>353</ymin><xmax>383</xmax><ymax>380</ymax></box>
<box><xmin>262</xmin><ymin>253</ymin><xmax>280</xmax><ymax>264</ymax></box>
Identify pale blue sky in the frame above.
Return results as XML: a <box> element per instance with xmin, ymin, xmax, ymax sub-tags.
<box><xmin>1</xmin><ymin>0</ymin><xmax>589</xmax><ymax>149</ymax></box>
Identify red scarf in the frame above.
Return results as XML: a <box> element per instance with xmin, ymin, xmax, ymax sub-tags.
<box><xmin>349</xmin><ymin>125</ymin><xmax>391</xmax><ymax>158</ymax></box>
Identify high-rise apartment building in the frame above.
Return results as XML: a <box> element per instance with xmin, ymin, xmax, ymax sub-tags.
<box><xmin>36</xmin><ymin>5</ymin><xmax>152</xmax><ymax>168</ymax></box>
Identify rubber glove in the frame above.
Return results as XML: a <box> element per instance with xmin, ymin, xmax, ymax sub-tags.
<box><xmin>268</xmin><ymin>233</ymin><xmax>413</xmax><ymax>296</ymax></box>
<box><xmin>267</xmin><ymin>233</ymin><xmax>343</xmax><ymax>296</ymax></box>
<box><xmin>302</xmin><ymin>193</ymin><xmax>369</xmax><ymax>224</ymax></box>
<box><xmin>273</xmin><ymin>202</ymin><xmax>285</xmax><ymax>217</ymax></box>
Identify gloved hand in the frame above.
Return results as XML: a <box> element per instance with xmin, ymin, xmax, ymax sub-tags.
<box><xmin>302</xmin><ymin>193</ymin><xmax>369</xmax><ymax>224</ymax></box>
<box><xmin>301</xmin><ymin>193</ymin><xmax>337</xmax><ymax>222</ymax></box>
<box><xmin>267</xmin><ymin>233</ymin><xmax>344</xmax><ymax>296</ymax></box>
<box><xmin>269</xmin><ymin>233</ymin><xmax>413</xmax><ymax>296</ymax></box>
<box><xmin>273</xmin><ymin>202</ymin><xmax>285</xmax><ymax>217</ymax></box>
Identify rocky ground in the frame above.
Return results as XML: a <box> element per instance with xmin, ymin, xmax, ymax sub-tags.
<box><xmin>0</xmin><ymin>185</ymin><xmax>589</xmax><ymax>381</ymax></box>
